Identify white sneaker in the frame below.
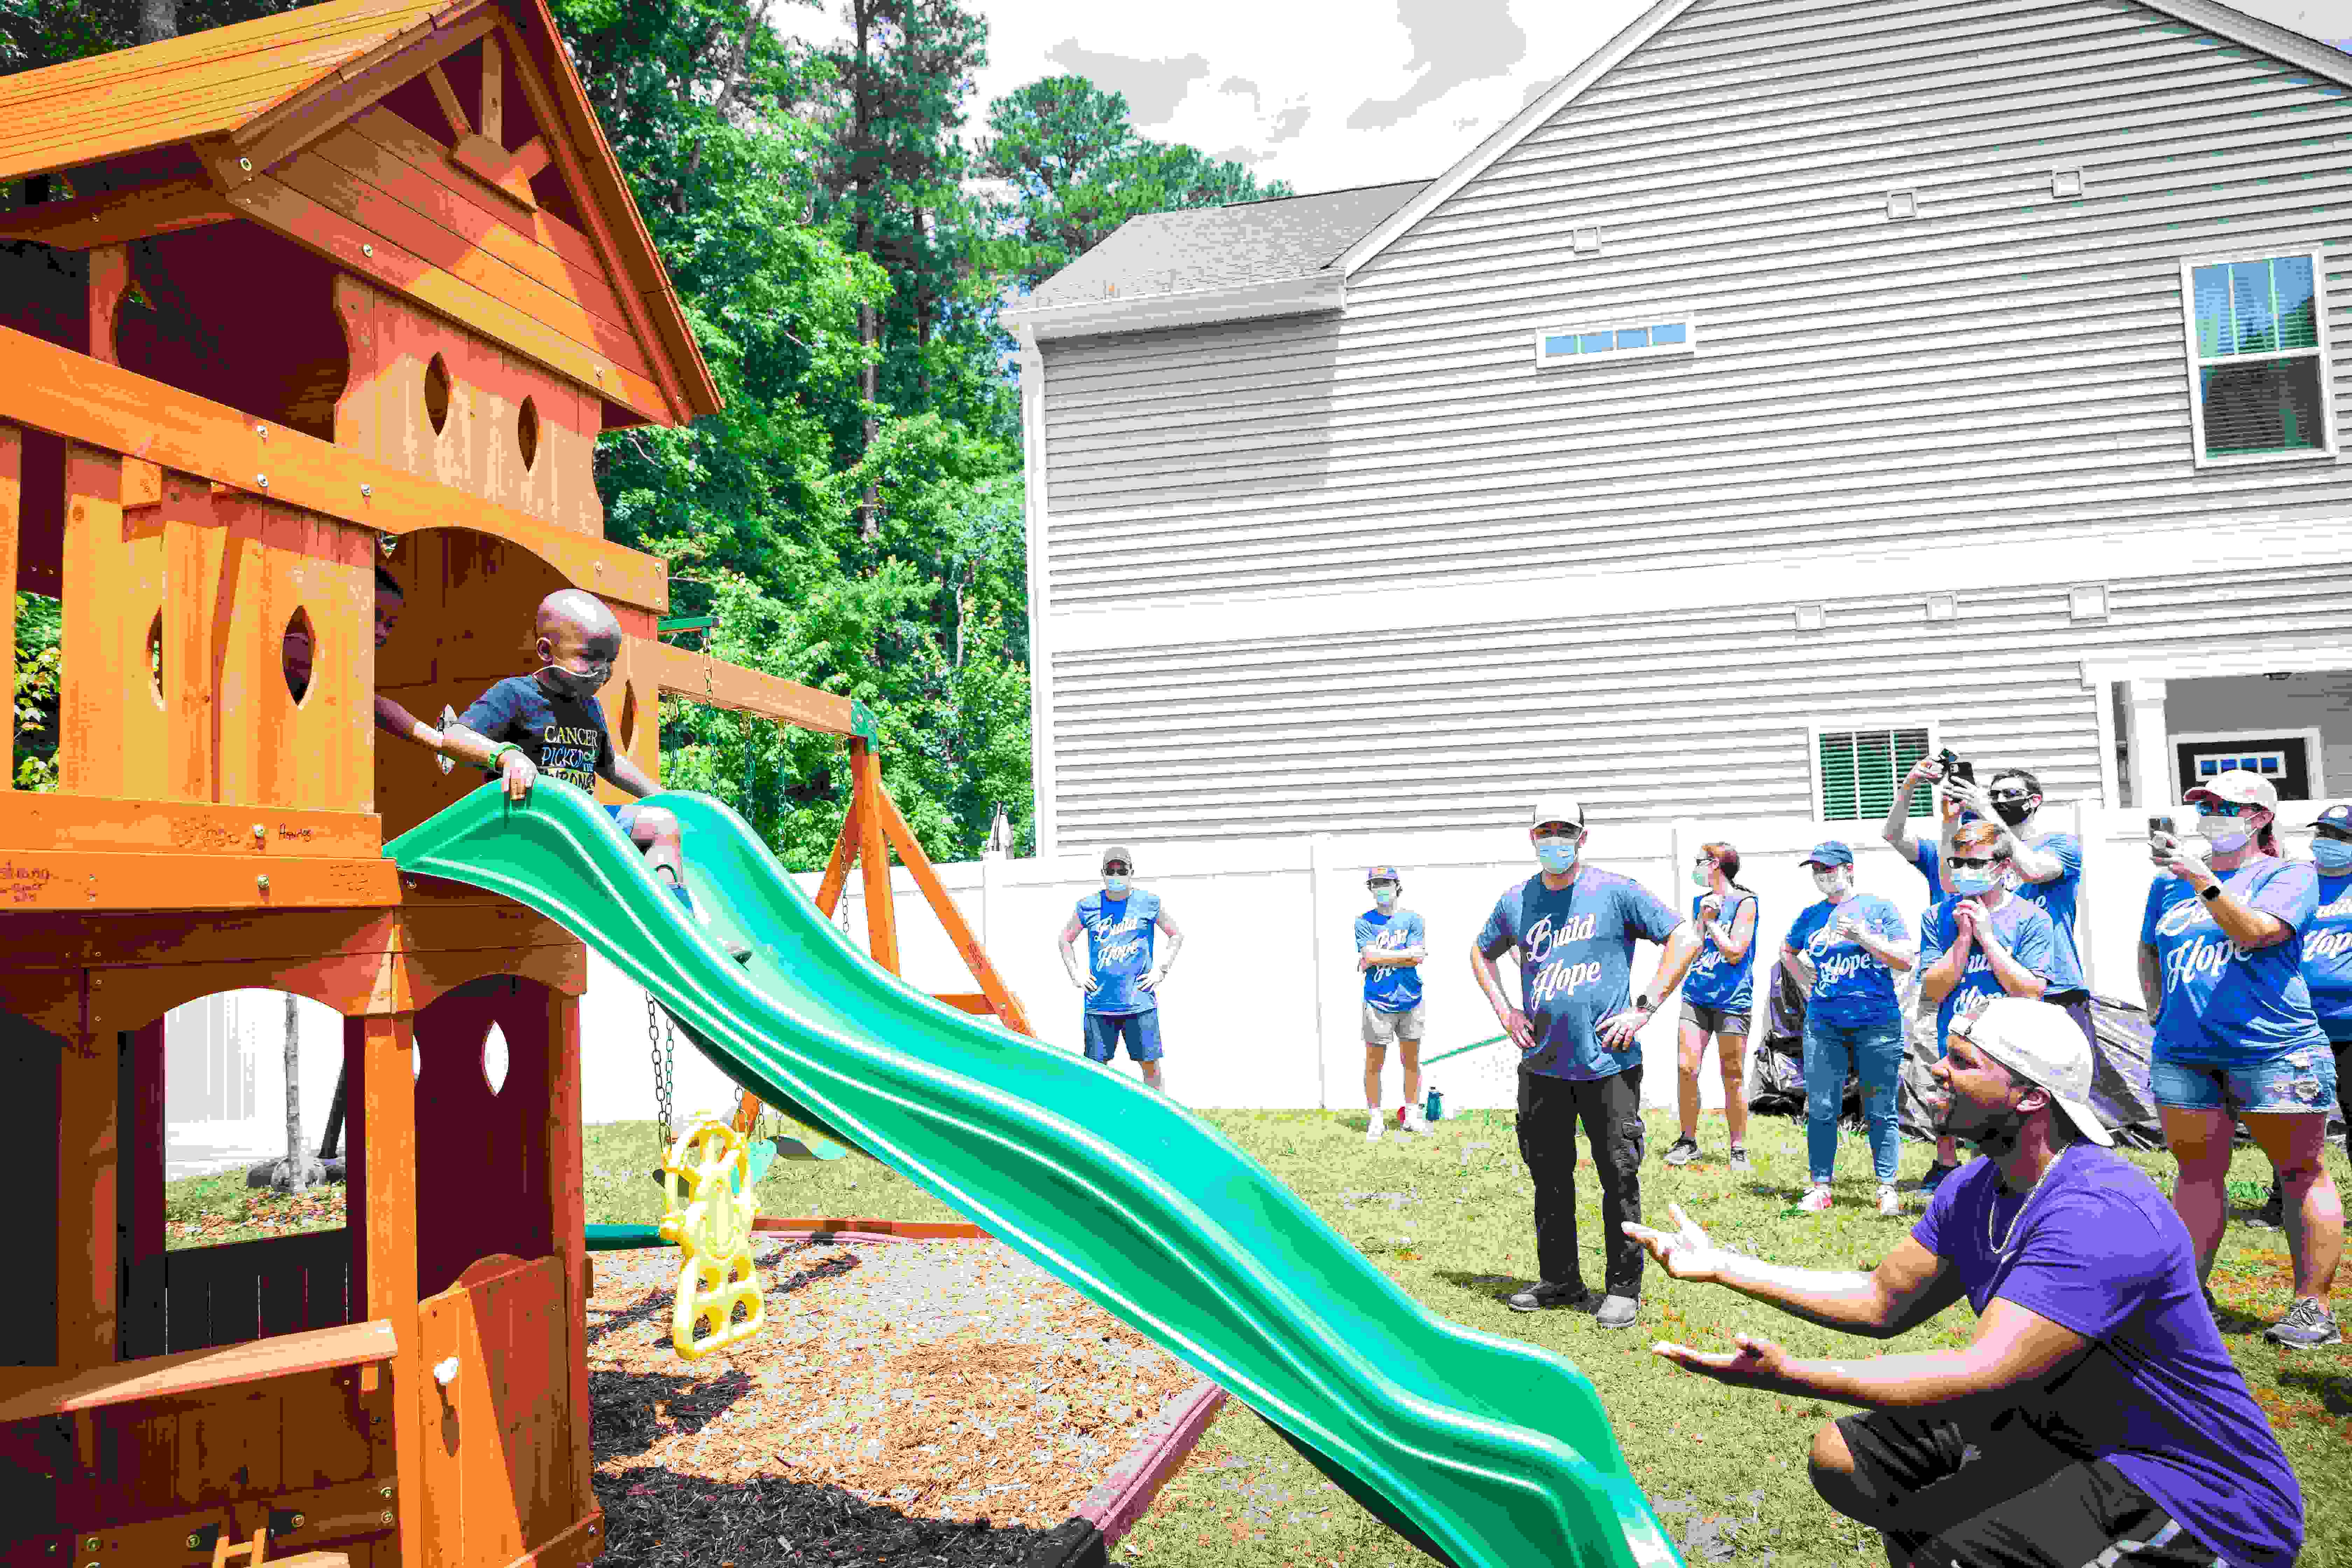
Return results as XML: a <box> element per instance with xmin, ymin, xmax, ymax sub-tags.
<box><xmin>1364</xmin><ymin>1115</ymin><xmax>1384</xmax><ymax>1142</ymax></box>
<box><xmin>1878</xmin><ymin>1185</ymin><xmax>1902</xmax><ymax>1218</ymax></box>
<box><xmin>1798</xmin><ymin>1184</ymin><xmax>1834</xmax><ymax>1214</ymax></box>
<box><xmin>1402</xmin><ymin>1108</ymin><xmax>1430</xmax><ymax>1135</ymax></box>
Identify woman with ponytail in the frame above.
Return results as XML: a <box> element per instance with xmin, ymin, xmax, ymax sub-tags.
<box><xmin>2140</xmin><ymin>770</ymin><xmax>2341</xmax><ymax>1348</ymax></box>
<box><xmin>1664</xmin><ymin>842</ymin><xmax>1758</xmax><ymax>1170</ymax></box>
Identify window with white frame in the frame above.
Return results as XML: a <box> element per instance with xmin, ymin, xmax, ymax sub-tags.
<box><xmin>2182</xmin><ymin>252</ymin><xmax>2336</xmax><ymax>463</ymax></box>
<box><xmin>1813</xmin><ymin>724</ymin><xmax>1935</xmax><ymax>822</ymax></box>
<box><xmin>1534</xmin><ymin>317</ymin><xmax>1696</xmax><ymax>368</ymax></box>
<box><xmin>2174</xmin><ymin>730</ymin><xmax>2322</xmax><ymax>802</ymax></box>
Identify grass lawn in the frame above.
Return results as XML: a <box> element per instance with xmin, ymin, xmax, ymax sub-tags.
<box><xmin>166</xmin><ymin>1110</ymin><xmax>2351</xmax><ymax>1564</ymax></box>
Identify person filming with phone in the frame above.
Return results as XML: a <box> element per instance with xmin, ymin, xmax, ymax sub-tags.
<box><xmin>2140</xmin><ymin>770</ymin><xmax>2342</xmax><ymax>1349</ymax></box>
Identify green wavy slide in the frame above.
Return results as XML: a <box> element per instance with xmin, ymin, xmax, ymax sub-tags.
<box><xmin>386</xmin><ymin>783</ymin><xmax>1681</xmax><ymax>1568</ymax></box>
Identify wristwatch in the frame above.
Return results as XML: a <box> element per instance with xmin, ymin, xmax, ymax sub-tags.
<box><xmin>2198</xmin><ymin>884</ymin><xmax>2222</xmax><ymax>903</ymax></box>
<box><xmin>1635</xmin><ymin>993</ymin><xmax>1655</xmax><ymax>1013</ymax></box>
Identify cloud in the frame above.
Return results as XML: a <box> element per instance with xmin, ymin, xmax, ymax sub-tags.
<box><xmin>1220</xmin><ymin>75</ymin><xmax>1262</xmax><ymax>111</ymax></box>
<box><xmin>1267</xmin><ymin>105</ymin><xmax>1311</xmax><ymax>144</ymax></box>
<box><xmin>1042</xmin><ymin>38</ymin><xmax>1212</xmax><ymax>126</ymax></box>
<box><xmin>1206</xmin><ymin>144</ymin><xmax>1265</xmax><ymax>169</ymax></box>
<box><xmin>1347</xmin><ymin>0</ymin><xmax>1530</xmax><ymax>131</ymax></box>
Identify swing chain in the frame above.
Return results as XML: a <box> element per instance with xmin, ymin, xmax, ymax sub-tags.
<box><xmin>646</xmin><ymin>995</ymin><xmax>676</xmax><ymax>1152</ymax></box>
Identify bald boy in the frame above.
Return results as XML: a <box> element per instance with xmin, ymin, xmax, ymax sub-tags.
<box><xmin>442</xmin><ymin>590</ymin><xmax>750</xmax><ymax>961</ymax></box>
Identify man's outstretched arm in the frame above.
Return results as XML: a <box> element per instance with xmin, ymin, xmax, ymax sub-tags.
<box><xmin>1626</xmin><ymin>1203</ymin><xmax>1965</xmax><ymax>1338</ymax></box>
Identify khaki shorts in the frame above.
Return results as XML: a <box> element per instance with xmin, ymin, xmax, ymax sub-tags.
<box><xmin>1363</xmin><ymin>1002</ymin><xmax>1425</xmax><ymax>1046</ymax></box>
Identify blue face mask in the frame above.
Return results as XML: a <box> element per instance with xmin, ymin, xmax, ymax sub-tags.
<box><xmin>2315</xmin><ymin>838</ymin><xmax>2352</xmax><ymax>873</ymax></box>
<box><xmin>1950</xmin><ymin>867</ymin><xmax>1999</xmax><ymax>897</ymax></box>
<box><xmin>1690</xmin><ymin>867</ymin><xmax>1713</xmax><ymax>888</ymax></box>
<box><xmin>1104</xmin><ymin>874</ymin><xmax>1129</xmax><ymax>896</ymax></box>
<box><xmin>1371</xmin><ymin>885</ymin><xmax>1398</xmax><ymax>909</ymax></box>
<box><xmin>1535</xmin><ymin>838</ymin><xmax>1578</xmax><ymax>874</ymax></box>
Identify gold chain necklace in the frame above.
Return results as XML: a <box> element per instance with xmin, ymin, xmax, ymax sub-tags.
<box><xmin>1987</xmin><ymin>1146</ymin><xmax>2071</xmax><ymax>1256</ymax></box>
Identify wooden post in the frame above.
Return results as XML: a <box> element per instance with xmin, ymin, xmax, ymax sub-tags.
<box><xmin>874</xmin><ymin>782</ymin><xmax>1033</xmax><ymax>1037</ymax></box>
<box><xmin>56</xmin><ymin>1027</ymin><xmax>118</xmax><ymax>1372</ymax></box>
<box><xmin>119</xmin><ymin>1020</ymin><xmax>167</xmax><ymax>1357</ymax></box>
<box><xmin>544</xmin><ymin>985</ymin><xmax>592</xmax><ymax>1519</ymax></box>
<box><xmin>86</xmin><ymin>243</ymin><xmax>129</xmax><ymax>365</ymax></box>
<box><xmin>814</xmin><ymin>790</ymin><xmax>860</xmax><ymax>918</ymax></box>
<box><xmin>354</xmin><ymin>1013</ymin><xmax>424</xmax><ymax>1566</ymax></box>
<box><xmin>0</xmin><ymin>423</ymin><xmax>18</xmax><ymax>790</ymax></box>
<box><xmin>850</xmin><ymin>739</ymin><xmax>898</xmax><ymax>973</ymax></box>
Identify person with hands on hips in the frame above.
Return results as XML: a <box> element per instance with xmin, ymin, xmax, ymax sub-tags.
<box><xmin>1916</xmin><ymin>820</ymin><xmax>2076</xmax><ymax>1191</ymax></box>
<box><xmin>1666</xmin><ymin>841</ymin><xmax>1758</xmax><ymax>1171</ymax></box>
<box><xmin>1782</xmin><ymin>842</ymin><xmax>1916</xmax><ymax>1217</ymax></box>
<box><xmin>1620</xmin><ymin>996</ymin><xmax>2303</xmax><ymax>1568</ymax></box>
<box><xmin>2139</xmin><ymin>770</ymin><xmax>2340</xmax><ymax>1349</ymax></box>
<box><xmin>1059</xmin><ymin>845</ymin><xmax>1183</xmax><ymax>1094</ymax></box>
<box><xmin>1355</xmin><ymin>866</ymin><xmax>1430</xmax><ymax>1142</ymax></box>
<box><xmin>1469</xmin><ymin>795</ymin><xmax>1701</xmax><ymax>1328</ymax></box>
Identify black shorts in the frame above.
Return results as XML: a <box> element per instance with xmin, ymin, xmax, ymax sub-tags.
<box><xmin>1835</xmin><ymin>1410</ymin><xmax>2223</xmax><ymax>1567</ymax></box>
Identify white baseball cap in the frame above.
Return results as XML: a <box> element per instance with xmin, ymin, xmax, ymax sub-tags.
<box><xmin>1951</xmin><ymin>997</ymin><xmax>2113</xmax><ymax>1146</ymax></box>
<box><xmin>1530</xmin><ymin>795</ymin><xmax>1585</xmax><ymax>832</ymax></box>
<box><xmin>2184</xmin><ymin>769</ymin><xmax>2279</xmax><ymax>812</ymax></box>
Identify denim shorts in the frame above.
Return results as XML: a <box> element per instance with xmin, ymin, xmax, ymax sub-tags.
<box><xmin>2151</xmin><ymin>1045</ymin><xmax>2338</xmax><ymax>1115</ymax></box>
<box><xmin>1083</xmin><ymin>1008</ymin><xmax>1162</xmax><ymax>1063</ymax></box>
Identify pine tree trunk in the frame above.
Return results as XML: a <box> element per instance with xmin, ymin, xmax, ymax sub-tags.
<box><xmin>135</xmin><ymin>0</ymin><xmax>175</xmax><ymax>44</ymax></box>
<box><xmin>282</xmin><ymin>993</ymin><xmax>306</xmax><ymax>1189</ymax></box>
<box><xmin>852</xmin><ymin>0</ymin><xmax>881</xmax><ymax>541</ymax></box>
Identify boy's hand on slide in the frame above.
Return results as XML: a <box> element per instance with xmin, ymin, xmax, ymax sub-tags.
<box><xmin>499</xmin><ymin>750</ymin><xmax>538</xmax><ymax>800</ymax></box>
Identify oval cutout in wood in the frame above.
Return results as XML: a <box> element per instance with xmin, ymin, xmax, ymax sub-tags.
<box><xmin>517</xmin><ymin>394</ymin><xmax>540</xmax><ymax>471</ymax></box>
<box><xmin>482</xmin><ymin>1021</ymin><xmax>510</xmax><ymax>1096</ymax></box>
<box><xmin>425</xmin><ymin>352</ymin><xmax>451</xmax><ymax>435</ymax></box>
<box><xmin>618</xmin><ymin>682</ymin><xmax>637</xmax><ymax>750</ymax></box>
<box><xmin>146</xmin><ymin>611</ymin><xmax>163</xmax><ymax>708</ymax></box>
<box><xmin>281</xmin><ymin>608</ymin><xmax>315</xmax><ymax>705</ymax></box>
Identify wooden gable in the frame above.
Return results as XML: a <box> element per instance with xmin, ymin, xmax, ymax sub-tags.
<box><xmin>0</xmin><ymin>0</ymin><xmax>718</xmax><ymax>430</ymax></box>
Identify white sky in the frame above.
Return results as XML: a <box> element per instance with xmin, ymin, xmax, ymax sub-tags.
<box><xmin>778</xmin><ymin>0</ymin><xmax>2352</xmax><ymax>200</ymax></box>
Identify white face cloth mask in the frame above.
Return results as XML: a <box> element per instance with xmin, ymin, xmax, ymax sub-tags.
<box><xmin>2194</xmin><ymin>813</ymin><xmax>2253</xmax><ymax>854</ymax></box>
<box><xmin>1813</xmin><ymin>869</ymin><xmax>1851</xmax><ymax>897</ymax></box>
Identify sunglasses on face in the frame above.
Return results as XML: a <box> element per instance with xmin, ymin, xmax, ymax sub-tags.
<box><xmin>2194</xmin><ymin>802</ymin><xmax>2250</xmax><ymax>818</ymax></box>
<box><xmin>1103</xmin><ymin>864</ymin><xmax>1130</xmax><ymax>876</ymax></box>
<box><xmin>2317</xmin><ymin>827</ymin><xmax>2352</xmax><ymax>845</ymax></box>
<box><xmin>1986</xmin><ymin>788</ymin><xmax>2032</xmax><ymax>803</ymax></box>
<box><xmin>1946</xmin><ymin>855</ymin><xmax>2003</xmax><ymax>871</ymax></box>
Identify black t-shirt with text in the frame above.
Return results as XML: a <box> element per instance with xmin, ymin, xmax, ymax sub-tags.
<box><xmin>458</xmin><ymin>674</ymin><xmax>613</xmax><ymax>794</ymax></box>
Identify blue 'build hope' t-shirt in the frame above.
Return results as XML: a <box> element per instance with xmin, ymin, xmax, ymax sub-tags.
<box><xmin>1914</xmin><ymin>1148</ymin><xmax>2302</xmax><ymax>1568</ymax></box>
<box><xmin>1478</xmin><ymin>870</ymin><xmax>1680</xmax><ymax>1080</ymax></box>
<box><xmin>1784</xmin><ymin>894</ymin><xmax>1910</xmax><ymax>1027</ymax></box>
<box><xmin>2141</xmin><ymin>856</ymin><xmax>2327</xmax><ymax>1068</ymax></box>
<box><xmin>1919</xmin><ymin>894</ymin><xmax>2075</xmax><ymax>1048</ymax></box>
<box><xmin>2306</xmin><ymin>870</ymin><xmax>2352</xmax><ymax>1041</ymax></box>
<box><xmin>1075</xmin><ymin>888</ymin><xmax>1161</xmax><ymax>1017</ymax></box>
<box><xmin>1682</xmin><ymin>891</ymin><xmax>1757</xmax><ymax>1011</ymax></box>
<box><xmin>1354</xmin><ymin>908</ymin><xmax>1426</xmax><ymax>1011</ymax></box>
<box><xmin>2010</xmin><ymin>830</ymin><xmax>2085</xmax><ymax>980</ymax></box>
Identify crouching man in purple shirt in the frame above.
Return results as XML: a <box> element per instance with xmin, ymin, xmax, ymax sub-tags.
<box><xmin>1625</xmin><ymin>996</ymin><xmax>2302</xmax><ymax>1568</ymax></box>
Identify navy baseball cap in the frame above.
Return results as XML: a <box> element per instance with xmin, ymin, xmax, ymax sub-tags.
<box><xmin>1799</xmin><ymin>841</ymin><xmax>1854</xmax><ymax>868</ymax></box>
<box><xmin>2313</xmin><ymin>803</ymin><xmax>2352</xmax><ymax>836</ymax></box>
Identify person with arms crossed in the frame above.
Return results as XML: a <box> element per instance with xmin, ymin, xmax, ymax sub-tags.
<box><xmin>1915</xmin><ymin>820</ymin><xmax>2079</xmax><ymax>1192</ymax></box>
<box><xmin>1060</xmin><ymin>845</ymin><xmax>1183</xmax><ymax>1094</ymax></box>
<box><xmin>1623</xmin><ymin>996</ymin><xmax>2304</xmax><ymax>1568</ymax></box>
<box><xmin>1783</xmin><ymin>842</ymin><xmax>1916</xmax><ymax>1217</ymax></box>
<box><xmin>1356</xmin><ymin>865</ymin><xmax>1430</xmax><ymax>1142</ymax></box>
<box><xmin>1471</xmin><ymin>796</ymin><xmax>1700</xmax><ymax>1328</ymax></box>
<box><xmin>2141</xmin><ymin>769</ymin><xmax>2341</xmax><ymax>1348</ymax></box>
<box><xmin>1664</xmin><ymin>840</ymin><xmax>1758</xmax><ymax>1171</ymax></box>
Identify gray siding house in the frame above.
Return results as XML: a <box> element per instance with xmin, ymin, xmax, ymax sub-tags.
<box><xmin>1007</xmin><ymin>0</ymin><xmax>2352</xmax><ymax>854</ymax></box>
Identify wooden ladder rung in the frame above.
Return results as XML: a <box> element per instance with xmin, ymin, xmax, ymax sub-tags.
<box><xmin>932</xmin><ymin>992</ymin><xmax>994</xmax><ymax>1015</ymax></box>
<box><xmin>0</xmin><ymin>1319</ymin><xmax>398</xmax><ymax>1425</ymax></box>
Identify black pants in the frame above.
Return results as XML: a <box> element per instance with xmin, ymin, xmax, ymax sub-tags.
<box><xmin>1516</xmin><ymin>1065</ymin><xmax>1645</xmax><ymax>1296</ymax></box>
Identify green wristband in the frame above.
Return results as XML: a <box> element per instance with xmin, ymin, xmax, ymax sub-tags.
<box><xmin>486</xmin><ymin>743</ymin><xmax>522</xmax><ymax>775</ymax></box>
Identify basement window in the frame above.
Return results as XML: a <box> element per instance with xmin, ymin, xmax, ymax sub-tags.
<box><xmin>1535</xmin><ymin>318</ymin><xmax>1695</xmax><ymax>369</ymax></box>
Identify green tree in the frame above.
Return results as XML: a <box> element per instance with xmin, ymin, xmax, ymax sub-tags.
<box><xmin>979</xmin><ymin>75</ymin><xmax>1294</xmax><ymax>292</ymax></box>
<box><xmin>0</xmin><ymin>0</ymin><xmax>302</xmax><ymax>72</ymax></box>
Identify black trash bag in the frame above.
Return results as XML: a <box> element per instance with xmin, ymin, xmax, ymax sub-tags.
<box><xmin>1747</xmin><ymin>964</ymin><xmax>1863</xmax><ymax>1126</ymax></box>
<box><xmin>1893</xmin><ymin>993</ymin><xmax>2168</xmax><ymax>1150</ymax></box>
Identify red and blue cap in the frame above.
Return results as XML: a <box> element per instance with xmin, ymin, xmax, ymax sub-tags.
<box><xmin>2312</xmin><ymin>803</ymin><xmax>2352</xmax><ymax>836</ymax></box>
<box><xmin>1365</xmin><ymin>865</ymin><xmax>1402</xmax><ymax>885</ymax></box>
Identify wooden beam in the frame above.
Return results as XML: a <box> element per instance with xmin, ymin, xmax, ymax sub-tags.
<box><xmin>0</xmin><ymin>795</ymin><xmax>380</xmax><ymax>857</ymax></box>
<box><xmin>222</xmin><ymin>5</ymin><xmax>501</xmax><ymax>182</ymax></box>
<box><xmin>874</xmin><ymin>779</ymin><xmax>1034</xmax><ymax>1036</ymax></box>
<box><xmin>813</xmin><ymin>791</ymin><xmax>859</xmax><ymax>918</ymax></box>
<box><xmin>424</xmin><ymin>62</ymin><xmax>472</xmax><ymax>139</ymax></box>
<box><xmin>55</xmin><ymin>1029</ymin><xmax>116</xmax><ymax>1374</ymax></box>
<box><xmin>479</xmin><ymin>29</ymin><xmax>505</xmax><ymax>147</ymax></box>
<box><xmin>86</xmin><ymin>243</ymin><xmax>130</xmax><ymax>364</ymax></box>
<box><xmin>512</xmin><ymin>135</ymin><xmax>552</xmax><ymax>180</ymax></box>
<box><xmin>0</xmin><ymin>177</ymin><xmax>233</xmax><ymax>250</ymax></box>
<box><xmin>851</xmin><ymin>740</ymin><xmax>898</xmax><ymax>975</ymax></box>
<box><xmin>0</xmin><ymin>425</ymin><xmax>16</xmax><ymax>791</ymax></box>
<box><xmin>0</xmin><ymin>322</ymin><xmax>667</xmax><ymax>610</ymax></box>
<box><xmin>0</xmin><ymin>1318</ymin><xmax>397</xmax><ymax>1425</ymax></box>
<box><xmin>355</xmin><ymin>1013</ymin><xmax>426</xmax><ymax>1568</ymax></box>
<box><xmin>634</xmin><ymin>637</ymin><xmax>855</xmax><ymax>733</ymax></box>
<box><xmin>450</xmin><ymin>132</ymin><xmax>539</xmax><ymax>210</ymax></box>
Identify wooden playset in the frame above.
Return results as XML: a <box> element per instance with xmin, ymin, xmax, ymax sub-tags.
<box><xmin>0</xmin><ymin>3</ymin><xmax>1026</xmax><ymax>1564</ymax></box>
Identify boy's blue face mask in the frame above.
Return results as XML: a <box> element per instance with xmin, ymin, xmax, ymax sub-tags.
<box><xmin>1534</xmin><ymin>836</ymin><xmax>1578</xmax><ymax>874</ymax></box>
<box><xmin>2315</xmin><ymin>836</ymin><xmax>2352</xmax><ymax>872</ymax></box>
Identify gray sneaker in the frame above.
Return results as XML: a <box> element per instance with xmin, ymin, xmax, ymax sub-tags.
<box><xmin>1594</xmin><ymin>1294</ymin><xmax>1640</xmax><ymax>1330</ymax></box>
<box><xmin>1728</xmin><ymin>1146</ymin><xmax>1752</xmax><ymax>1172</ymax></box>
<box><xmin>1662</xmin><ymin>1136</ymin><xmax>1700</xmax><ymax>1167</ymax></box>
<box><xmin>1505</xmin><ymin>1281</ymin><xmax>1595</xmax><ymax>1313</ymax></box>
<box><xmin>2262</xmin><ymin>1297</ymin><xmax>2343</xmax><ymax>1349</ymax></box>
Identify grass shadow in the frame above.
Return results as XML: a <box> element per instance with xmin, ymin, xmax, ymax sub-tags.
<box><xmin>589</xmin><ymin>1365</ymin><xmax>754</xmax><ymax>1462</ymax></box>
<box><xmin>1431</xmin><ymin>1267</ymin><xmax>1533</xmax><ymax>1304</ymax></box>
<box><xmin>2276</xmin><ymin>1363</ymin><xmax>2352</xmax><ymax>1417</ymax></box>
<box><xmin>593</xmin><ymin>1463</ymin><xmax>1065</xmax><ymax>1567</ymax></box>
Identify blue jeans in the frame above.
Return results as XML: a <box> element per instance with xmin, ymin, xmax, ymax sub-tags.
<box><xmin>1804</xmin><ymin>1014</ymin><xmax>1904</xmax><ymax>1184</ymax></box>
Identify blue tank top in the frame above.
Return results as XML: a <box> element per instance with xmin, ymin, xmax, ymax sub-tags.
<box><xmin>1683</xmin><ymin>890</ymin><xmax>1756</xmax><ymax>1011</ymax></box>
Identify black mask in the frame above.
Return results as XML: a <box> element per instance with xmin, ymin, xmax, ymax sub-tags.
<box><xmin>1939</xmin><ymin>1086</ymin><xmax>2029</xmax><ymax>1155</ymax></box>
<box><xmin>1990</xmin><ymin>797</ymin><xmax>2033</xmax><ymax>828</ymax></box>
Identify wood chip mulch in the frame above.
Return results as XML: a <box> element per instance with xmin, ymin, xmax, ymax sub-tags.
<box><xmin>588</xmin><ymin>1235</ymin><xmax>1200</xmax><ymax>1566</ymax></box>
